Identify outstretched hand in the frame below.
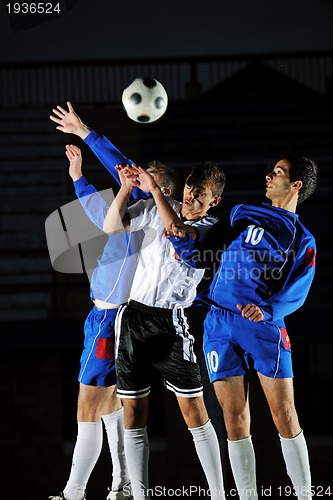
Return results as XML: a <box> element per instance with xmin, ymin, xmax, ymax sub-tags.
<box><xmin>65</xmin><ymin>144</ymin><xmax>83</xmax><ymax>182</ymax></box>
<box><xmin>50</xmin><ymin>101</ymin><xmax>90</xmax><ymax>139</ymax></box>
<box><xmin>236</xmin><ymin>303</ymin><xmax>264</xmax><ymax>322</ymax></box>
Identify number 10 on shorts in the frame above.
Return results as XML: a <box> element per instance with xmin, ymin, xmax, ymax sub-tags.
<box><xmin>206</xmin><ymin>350</ymin><xmax>219</xmax><ymax>374</ymax></box>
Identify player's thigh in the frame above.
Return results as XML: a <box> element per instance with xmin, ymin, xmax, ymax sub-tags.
<box><xmin>257</xmin><ymin>373</ymin><xmax>301</xmax><ymax>436</ymax></box>
<box><xmin>213</xmin><ymin>376</ymin><xmax>250</xmax><ymax>415</ymax></box>
<box><xmin>77</xmin><ymin>383</ymin><xmax>119</xmax><ymax>420</ymax></box>
<box><xmin>122</xmin><ymin>395</ymin><xmax>149</xmax><ymax>429</ymax></box>
<box><xmin>257</xmin><ymin>373</ymin><xmax>296</xmax><ymax>412</ymax></box>
<box><xmin>214</xmin><ymin>376</ymin><xmax>251</xmax><ymax>439</ymax></box>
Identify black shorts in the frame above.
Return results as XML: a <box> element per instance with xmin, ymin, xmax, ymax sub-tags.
<box><xmin>115</xmin><ymin>300</ymin><xmax>203</xmax><ymax>399</ymax></box>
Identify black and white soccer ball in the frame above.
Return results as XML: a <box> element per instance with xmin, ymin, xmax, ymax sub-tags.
<box><xmin>121</xmin><ymin>77</ymin><xmax>168</xmax><ymax>123</ymax></box>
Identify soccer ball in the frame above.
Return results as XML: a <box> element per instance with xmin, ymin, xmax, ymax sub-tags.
<box><xmin>121</xmin><ymin>77</ymin><xmax>168</xmax><ymax>123</ymax></box>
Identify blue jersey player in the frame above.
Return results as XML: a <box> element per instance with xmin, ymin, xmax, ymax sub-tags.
<box><xmin>192</xmin><ymin>154</ymin><xmax>318</xmax><ymax>500</ymax></box>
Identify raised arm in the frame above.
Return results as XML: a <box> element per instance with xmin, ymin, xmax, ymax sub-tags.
<box><xmin>103</xmin><ymin>166</ymin><xmax>133</xmax><ymax>234</ymax></box>
<box><xmin>51</xmin><ymin>101</ymin><xmax>91</xmax><ymax>139</ymax></box>
<box><xmin>66</xmin><ymin>143</ymin><xmax>84</xmax><ymax>181</ymax></box>
<box><xmin>65</xmin><ymin>144</ymin><xmax>112</xmax><ymax>231</ymax></box>
<box><xmin>50</xmin><ymin>102</ymin><xmax>149</xmax><ymax>199</ymax></box>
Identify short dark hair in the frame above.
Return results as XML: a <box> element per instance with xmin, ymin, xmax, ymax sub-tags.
<box><xmin>146</xmin><ymin>160</ymin><xmax>180</xmax><ymax>197</ymax></box>
<box><xmin>280</xmin><ymin>153</ymin><xmax>318</xmax><ymax>204</ymax></box>
<box><xmin>186</xmin><ymin>161</ymin><xmax>227</xmax><ymax>198</ymax></box>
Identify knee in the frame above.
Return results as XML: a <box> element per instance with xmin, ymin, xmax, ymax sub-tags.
<box><xmin>123</xmin><ymin>400</ymin><xmax>148</xmax><ymax>429</ymax></box>
<box><xmin>178</xmin><ymin>397</ymin><xmax>209</xmax><ymax>428</ymax></box>
<box><xmin>77</xmin><ymin>400</ymin><xmax>100</xmax><ymax>421</ymax></box>
<box><xmin>271</xmin><ymin>406</ymin><xmax>300</xmax><ymax>437</ymax></box>
<box><xmin>223</xmin><ymin>409</ymin><xmax>250</xmax><ymax>440</ymax></box>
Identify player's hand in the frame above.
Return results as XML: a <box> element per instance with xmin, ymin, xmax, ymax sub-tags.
<box><xmin>123</xmin><ymin>165</ymin><xmax>158</xmax><ymax>193</ymax></box>
<box><xmin>50</xmin><ymin>101</ymin><xmax>90</xmax><ymax>139</ymax></box>
<box><xmin>115</xmin><ymin>164</ymin><xmax>136</xmax><ymax>191</ymax></box>
<box><xmin>237</xmin><ymin>303</ymin><xmax>264</xmax><ymax>322</ymax></box>
<box><xmin>164</xmin><ymin>221</ymin><xmax>186</xmax><ymax>239</ymax></box>
<box><xmin>135</xmin><ymin>165</ymin><xmax>158</xmax><ymax>192</ymax></box>
<box><xmin>65</xmin><ymin>144</ymin><xmax>83</xmax><ymax>181</ymax></box>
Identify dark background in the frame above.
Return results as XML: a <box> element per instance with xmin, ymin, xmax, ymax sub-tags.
<box><xmin>1</xmin><ymin>0</ymin><xmax>333</xmax><ymax>60</ymax></box>
<box><xmin>0</xmin><ymin>1</ymin><xmax>332</xmax><ymax>499</ymax></box>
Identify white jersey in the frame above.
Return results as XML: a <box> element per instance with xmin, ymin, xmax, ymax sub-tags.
<box><xmin>127</xmin><ymin>196</ymin><xmax>217</xmax><ymax>309</ymax></box>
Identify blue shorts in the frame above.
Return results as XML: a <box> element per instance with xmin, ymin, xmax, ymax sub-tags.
<box><xmin>78</xmin><ymin>305</ymin><xmax>118</xmax><ymax>387</ymax></box>
<box><xmin>203</xmin><ymin>306</ymin><xmax>293</xmax><ymax>381</ymax></box>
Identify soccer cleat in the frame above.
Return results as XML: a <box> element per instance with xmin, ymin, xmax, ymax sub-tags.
<box><xmin>48</xmin><ymin>493</ymin><xmax>86</xmax><ymax>500</ymax></box>
<box><xmin>106</xmin><ymin>485</ymin><xmax>133</xmax><ymax>500</ymax></box>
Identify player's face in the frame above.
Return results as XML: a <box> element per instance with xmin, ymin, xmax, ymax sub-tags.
<box><xmin>265</xmin><ymin>160</ymin><xmax>293</xmax><ymax>202</ymax></box>
<box><xmin>181</xmin><ymin>179</ymin><xmax>219</xmax><ymax>220</ymax></box>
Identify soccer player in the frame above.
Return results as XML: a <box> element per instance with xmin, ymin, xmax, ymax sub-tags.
<box><xmin>103</xmin><ymin>162</ymin><xmax>227</xmax><ymax>500</ymax></box>
<box><xmin>48</xmin><ymin>124</ymin><xmax>179</xmax><ymax>499</ymax></box>
<box><xmin>194</xmin><ymin>154</ymin><xmax>318</xmax><ymax>500</ymax></box>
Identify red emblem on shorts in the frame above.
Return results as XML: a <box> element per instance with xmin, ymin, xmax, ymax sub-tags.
<box><xmin>281</xmin><ymin>328</ymin><xmax>291</xmax><ymax>350</ymax></box>
<box><xmin>96</xmin><ymin>338</ymin><xmax>114</xmax><ymax>359</ymax></box>
<box><xmin>305</xmin><ymin>247</ymin><xmax>316</xmax><ymax>267</ymax></box>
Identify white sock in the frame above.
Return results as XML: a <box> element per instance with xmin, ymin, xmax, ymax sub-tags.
<box><xmin>124</xmin><ymin>427</ymin><xmax>150</xmax><ymax>500</ymax></box>
<box><xmin>188</xmin><ymin>420</ymin><xmax>225</xmax><ymax>500</ymax></box>
<box><xmin>102</xmin><ymin>408</ymin><xmax>129</xmax><ymax>491</ymax></box>
<box><xmin>63</xmin><ymin>421</ymin><xmax>103</xmax><ymax>500</ymax></box>
<box><xmin>280</xmin><ymin>431</ymin><xmax>312</xmax><ymax>499</ymax></box>
<box><xmin>228</xmin><ymin>436</ymin><xmax>258</xmax><ymax>499</ymax></box>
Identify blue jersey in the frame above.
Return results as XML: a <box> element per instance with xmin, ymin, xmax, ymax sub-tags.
<box><xmin>74</xmin><ymin>177</ymin><xmax>143</xmax><ymax>304</ymax></box>
<box><xmin>198</xmin><ymin>203</ymin><xmax>316</xmax><ymax>327</ymax></box>
<box><xmin>75</xmin><ymin>130</ymin><xmax>148</xmax><ymax>304</ymax></box>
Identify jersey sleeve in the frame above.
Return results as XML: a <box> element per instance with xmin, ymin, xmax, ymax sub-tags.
<box><xmin>259</xmin><ymin>237</ymin><xmax>317</xmax><ymax>322</ymax></box>
<box><xmin>74</xmin><ymin>176</ymin><xmax>111</xmax><ymax>231</ymax></box>
<box><xmin>83</xmin><ymin>129</ymin><xmax>149</xmax><ymax>199</ymax></box>
<box><xmin>167</xmin><ymin>233</ymin><xmax>201</xmax><ymax>266</ymax></box>
<box><xmin>167</xmin><ymin>215</ymin><xmax>219</xmax><ymax>268</ymax></box>
<box><xmin>195</xmin><ymin>215</ymin><xmax>219</xmax><ymax>242</ymax></box>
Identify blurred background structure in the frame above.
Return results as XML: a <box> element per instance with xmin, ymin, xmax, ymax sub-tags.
<box><xmin>1</xmin><ymin>1</ymin><xmax>333</xmax><ymax>499</ymax></box>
